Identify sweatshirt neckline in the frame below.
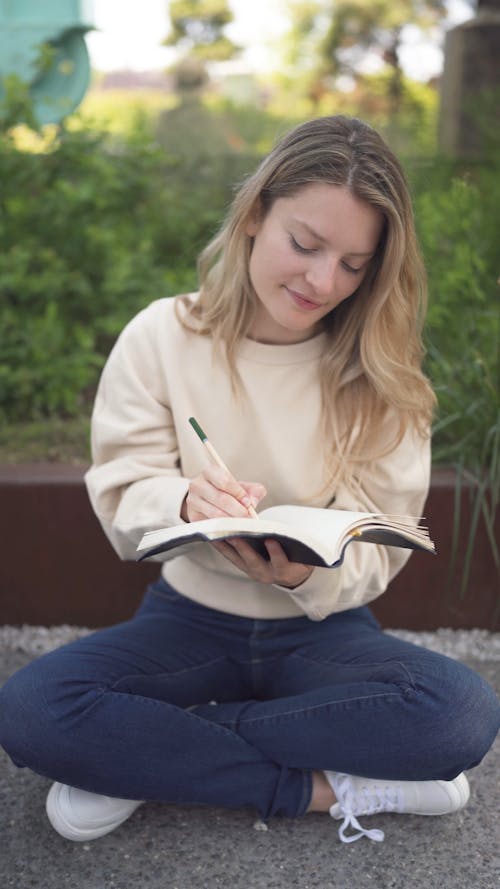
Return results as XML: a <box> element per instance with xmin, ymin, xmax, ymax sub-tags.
<box><xmin>237</xmin><ymin>331</ymin><xmax>327</xmax><ymax>365</ymax></box>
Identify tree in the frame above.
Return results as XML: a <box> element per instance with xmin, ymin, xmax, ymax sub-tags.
<box><xmin>165</xmin><ymin>0</ymin><xmax>239</xmax><ymax>62</ymax></box>
<box><xmin>284</xmin><ymin>0</ymin><xmax>461</xmax><ymax>110</ymax></box>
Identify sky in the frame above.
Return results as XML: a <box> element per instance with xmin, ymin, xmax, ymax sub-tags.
<box><xmin>84</xmin><ymin>0</ymin><xmax>289</xmax><ymax>73</ymax></box>
<box><xmin>83</xmin><ymin>0</ymin><xmax>474</xmax><ymax>82</ymax></box>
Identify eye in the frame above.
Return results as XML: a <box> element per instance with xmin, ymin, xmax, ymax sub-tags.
<box><xmin>289</xmin><ymin>234</ymin><xmax>316</xmax><ymax>255</ymax></box>
<box><xmin>342</xmin><ymin>261</ymin><xmax>363</xmax><ymax>275</ymax></box>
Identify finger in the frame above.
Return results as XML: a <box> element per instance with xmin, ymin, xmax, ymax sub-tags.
<box><xmin>240</xmin><ymin>482</ymin><xmax>267</xmax><ymax>508</ymax></box>
<box><xmin>211</xmin><ymin>540</ymin><xmax>249</xmax><ymax>572</ymax></box>
<box><xmin>264</xmin><ymin>539</ymin><xmax>313</xmax><ymax>587</ymax></box>
<box><xmin>213</xmin><ymin>538</ymin><xmax>312</xmax><ymax>587</ymax></box>
<box><xmin>263</xmin><ymin>539</ymin><xmax>289</xmax><ymax>567</ymax></box>
<box><xmin>223</xmin><ymin>538</ymin><xmax>273</xmax><ymax>579</ymax></box>
<box><xmin>190</xmin><ymin>469</ymin><xmax>254</xmax><ymax>519</ymax></box>
<box><xmin>203</xmin><ymin>467</ymin><xmax>257</xmax><ymax>515</ymax></box>
<box><xmin>189</xmin><ymin>491</ymin><xmax>249</xmax><ymax>520</ymax></box>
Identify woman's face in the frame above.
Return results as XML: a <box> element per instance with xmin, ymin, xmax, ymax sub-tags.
<box><xmin>246</xmin><ymin>182</ymin><xmax>384</xmax><ymax>345</ymax></box>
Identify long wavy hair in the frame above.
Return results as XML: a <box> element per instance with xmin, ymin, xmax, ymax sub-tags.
<box><xmin>177</xmin><ymin>115</ymin><xmax>436</xmax><ymax>488</ymax></box>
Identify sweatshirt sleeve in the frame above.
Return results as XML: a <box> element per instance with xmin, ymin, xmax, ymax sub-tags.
<box><xmin>274</xmin><ymin>423</ymin><xmax>431</xmax><ymax>620</ymax></box>
<box><xmin>85</xmin><ymin>304</ymin><xmax>190</xmax><ymax>560</ymax></box>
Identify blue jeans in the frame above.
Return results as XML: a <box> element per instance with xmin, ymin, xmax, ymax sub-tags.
<box><xmin>1</xmin><ymin>578</ymin><xmax>498</xmax><ymax>820</ymax></box>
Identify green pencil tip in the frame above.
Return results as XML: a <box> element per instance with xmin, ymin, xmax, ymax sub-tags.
<box><xmin>188</xmin><ymin>416</ymin><xmax>207</xmax><ymax>442</ymax></box>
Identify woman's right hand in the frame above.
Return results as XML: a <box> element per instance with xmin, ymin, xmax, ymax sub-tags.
<box><xmin>180</xmin><ymin>466</ymin><xmax>266</xmax><ymax>523</ymax></box>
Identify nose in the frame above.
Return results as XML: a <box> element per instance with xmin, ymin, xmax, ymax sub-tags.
<box><xmin>305</xmin><ymin>255</ymin><xmax>338</xmax><ymax>297</ymax></box>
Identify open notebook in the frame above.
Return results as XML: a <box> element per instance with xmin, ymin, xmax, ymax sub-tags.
<box><xmin>136</xmin><ymin>504</ymin><xmax>435</xmax><ymax>568</ymax></box>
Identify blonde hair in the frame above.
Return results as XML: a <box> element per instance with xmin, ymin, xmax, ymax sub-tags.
<box><xmin>177</xmin><ymin>115</ymin><xmax>436</xmax><ymax>487</ymax></box>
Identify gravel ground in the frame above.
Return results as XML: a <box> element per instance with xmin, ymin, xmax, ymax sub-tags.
<box><xmin>1</xmin><ymin>623</ymin><xmax>499</xmax><ymax>661</ymax></box>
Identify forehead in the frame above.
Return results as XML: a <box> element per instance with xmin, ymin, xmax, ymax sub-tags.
<box><xmin>270</xmin><ymin>182</ymin><xmax>383</xmax><ymax>250</ymax></box>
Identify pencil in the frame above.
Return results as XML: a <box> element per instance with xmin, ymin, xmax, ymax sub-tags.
<box><xmin>188</xmin><ymin>416</ymin><xmax>259</xmax><ymax>519</ymax></box>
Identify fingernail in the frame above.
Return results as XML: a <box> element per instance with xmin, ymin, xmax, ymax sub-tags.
<box><xmin>241</xmin><ymin>495</ymin><xmax>251</xmax><ymax>507</ymax></box>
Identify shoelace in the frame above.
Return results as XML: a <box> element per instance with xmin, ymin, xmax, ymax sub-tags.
<box><xmin>331</xmin><ymin>807</ymin><xmax>385</xmax><ymax>844</ymax></box>
<box><xmin>330</xmin><ymin>774</ymin><xmax>403</xmax><ymax>844</ymax></box>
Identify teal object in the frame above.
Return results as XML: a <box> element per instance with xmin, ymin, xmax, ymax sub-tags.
<box><xmin>0</xmin><ymin>0</ymin><xmax>94</xmax><ymax>124</ymax></box>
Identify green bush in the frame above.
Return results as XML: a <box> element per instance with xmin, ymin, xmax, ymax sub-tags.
<box><xmin>0</xmin><ymin>122</ymin><xmax>201</xmax><ymax>420</ymax></box>
<box><xmin>0</xmin><ymin>301</ymin><xmax>99</xmax><ymax>418</ymax></box>
<box><xmin>414</xmin><ymin>167</ymin><xmax>499</xmax><ymax>473</ymax></box>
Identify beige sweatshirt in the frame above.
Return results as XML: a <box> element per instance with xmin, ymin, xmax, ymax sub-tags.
<box><xmin>85</xmin><ymin>296</ymin><xmax>431</xmax><ymax>621</ymax></box>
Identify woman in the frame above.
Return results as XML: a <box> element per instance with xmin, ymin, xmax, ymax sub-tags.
<box><xmin>1</xmin><ymin>116</ymin><xmax>498</xmax><ymax>845</ymax></box>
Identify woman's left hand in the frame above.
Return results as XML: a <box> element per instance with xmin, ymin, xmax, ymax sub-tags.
<box><xmin>212</xmin><ymin>537</ymin><xmax>314</xmax><ymax>588</ymax></box>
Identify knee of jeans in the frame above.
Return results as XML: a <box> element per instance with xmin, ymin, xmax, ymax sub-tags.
<box><xmin>415</xmin><ymin>657</ymin><xmax>500</xmax><ymax>776</ymax></box>
<box><xmin>456</xmin><ymin>669</ymin><xmax>500</xmax><ymax>767</ymax></box>
<box><xmin>0</xmin><ymin>658</ymin><xmax>95</xmax><ymax>771</ymax></box>
<box><xmin>0</xmin><ymin>666</ymin><xmax>38</xmax><ymax>765</ymax></box>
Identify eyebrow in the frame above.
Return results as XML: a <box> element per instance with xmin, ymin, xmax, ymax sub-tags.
<box><xmin>294</xmin><ymin>219</ymin><xmax>375</xmax><ymax>257</ymax></box>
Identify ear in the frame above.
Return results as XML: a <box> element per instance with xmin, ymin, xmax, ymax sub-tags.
<box><xmin>245</xmin><ymin>200</ymin><xmax>263</xmax><ymax>237</ymax></box>
<box><xmin>246</xmin><ymin>217</ymin><xmax>259</xmax><ymax>237</ymax></box>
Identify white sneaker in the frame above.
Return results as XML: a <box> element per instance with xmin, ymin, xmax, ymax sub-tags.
<box><xmin>46</xmin><ymin>782</ymin><xmax>143</xmax><ymax>841</ymax></box>
<box><xmin>325</xmin><ymin>771</ymin><xmax>470</xmax><ymax>844</ymax></box>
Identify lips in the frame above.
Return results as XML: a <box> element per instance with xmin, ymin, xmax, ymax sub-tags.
<box><xmin>286</xmin><ymin>287</ymin><xmax>323</xmax><ymax>311</ymax></box>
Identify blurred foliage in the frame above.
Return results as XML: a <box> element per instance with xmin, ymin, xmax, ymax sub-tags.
<box><xmin>282</xmin><ymin>0</ymin><xmax>453</xmax><ymax>112</ymax></box>
<box><xmin>410</xmin><ymin>164</ymin><xmax>499</xmax><ymax>467</ymax></box>
<box><xmin>266</xmin><ymin>69</ymin><xmax>439</xmax><ymax>155</ymax></box>
<box><xmin>0</xmin><ymin>114</ymin><xmax>198</xmax><ymax>421</ymax></box>
<box><xmin>77</xmin><ymin>88</ymin><xmax>177</xmax><ymax>135</ymax></box>
<box><xmin>164</xmin><ymin>0</ymin><xmax>239</xmax><ymax>62</ymax></box>
<box><xmin>0</xmin><ymin>73</ymin><xmax>39</xmax><ymax>132</ymax></box>
<box><xmin>0</xmin><ymin>44</ymin><xmax>57</xmax><ymax>130</ymax></box>
<box><xmin>0</xmin><ymin>415</ymin><xmax>91</xmax><ymax>465</ymax></box>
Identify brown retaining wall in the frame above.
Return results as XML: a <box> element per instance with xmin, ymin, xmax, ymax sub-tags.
<box><xmin>0</xmin><ymin>464</ymin><xmax>498</xmax><ymax>630</ymax></box>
